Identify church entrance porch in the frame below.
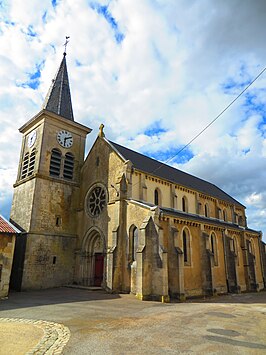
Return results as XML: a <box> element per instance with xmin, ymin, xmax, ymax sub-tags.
<box><xmin>80</xmin><ymin>228</ymin><xmax>105</xmax><ymax>287</ymax></box>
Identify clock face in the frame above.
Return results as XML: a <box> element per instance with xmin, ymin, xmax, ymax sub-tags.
<box><xmin>57</xmin><ymin>130</ymin><xmax>73</xmax><ymax>148</ymax></box>
<box><xmin>28</xmin><ymin>130</ymin><xmax>37</xmax><ymax>148</ymax></box>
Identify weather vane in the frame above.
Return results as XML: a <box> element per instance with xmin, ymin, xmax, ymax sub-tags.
<box><xmin>63</xmin><ymin>36</ymin><xmax>70</xmax><ymax>54</ymax></box>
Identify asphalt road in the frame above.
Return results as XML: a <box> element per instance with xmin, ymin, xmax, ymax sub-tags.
<box><xmin>0</xmin><ymin>288</ymin><xmax>266</xmax><ymax>354</ymax></box>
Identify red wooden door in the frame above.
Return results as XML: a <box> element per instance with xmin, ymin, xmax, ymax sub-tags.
<box><xmin>94</xmin><ymin>254</ymin><xmax>104</xmax><ymax>286</ymax></box>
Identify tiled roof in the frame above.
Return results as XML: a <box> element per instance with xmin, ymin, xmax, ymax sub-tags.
<box><xmin>0</xmin><ymin>215</ymin><xmax>20</xmax><ymax>233</ymax></box>
<box><xmin>42</xmin><ymin>53</ymin><xmax>74</xmax><ymax>121</ymax></box>
<box><xmin>109</xmin><ymin>141</ymin><xmax>244</xmax><ymax>207</ymax></box>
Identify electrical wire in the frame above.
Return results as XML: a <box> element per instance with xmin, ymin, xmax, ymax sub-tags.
<box><xmin>151</xmin><ymin>65</ymin><xmax>266</xmax><ymax>175</ymax></box>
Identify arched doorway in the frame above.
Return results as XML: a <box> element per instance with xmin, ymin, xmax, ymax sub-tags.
<box><xmin>82</xmin><ymin>228</ymin><xmax>105</xmax><ymax>287</ymax></box>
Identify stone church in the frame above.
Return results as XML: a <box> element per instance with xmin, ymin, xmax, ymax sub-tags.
<box><xmin>10</xmin><ymin>53</ymin><xmax>266</xmax><ymax>301</ymax></box>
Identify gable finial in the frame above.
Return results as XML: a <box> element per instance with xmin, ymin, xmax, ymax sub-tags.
<box><xmin>63</xmin><ymin>36</ymin><xmax>70</xmax><ymax>55</ymax></box>
<box><xmin>99</xmin><ymin>123</ymin><xmax>105</xmax><ymax>138</ymax></box>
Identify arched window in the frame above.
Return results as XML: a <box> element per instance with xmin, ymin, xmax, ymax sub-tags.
<box><xmin>27</xmin><ymin>149</ymin><xmax>36</xmax><ymax>176</ymax></box>
<box><xmin>204</xmin><ymin>203</ymin><xmax>209</xmax><ymax>217</ymax></box>
<box><xmin>129</xmin><ymin>225</ymin><xmax>138</xmax><ymax>262</ymax></box>
<box><xmin>133</xmin><ymin>227</ymin><xmax>138</xmax><ymax>261</ymax></box>
<box><xmin>154</xmin><ymin>189</ymin><xmax>159</xmax><ymax>205</ymax></box>
<box><xmin>49</xmin><ymin>149</ymin><xmax>62</xmax><ymax>177</ymax></box>
<box><xmin>223</xmin><ymin>209</ymin><xmax>227</xmax><ymax>222</ymax></box>
<box><xmin>210</xmin><ymin>232</ymin><xmax>218</xmax><ymax>266</ymax></box>
<box><xmin>154</xmin><ymin>188</ymin><xmax>161</xmax><ymax>206</ymax></box>
<box><xmin>21</xmin><ymin>152</ymin><xmax>29</xmax><ymax>179</ymax></box>
<box><xmin>63</xmin><ymin>152</ymin><xmax>74</xmax><ymax>179</ymax></box>
<box><xmin>182</xmin><ymin>228</ymin><xmax>191</xmax><ymax>265</ymax></box>
<box><xmin>210</xmin><ymin>233</ymin><xmax>215</xmax><ymax>254</ymax></box>
<box><xmin>182</xmin><ymin>196</ymin><xmax>188</xmax><ymax>213</ymax></box>
<box><xmin>183</xmin><ymin>230</ymin><xmax>188</xmax><ymax>262</ymax></box>
<box><xmin>238</xmin><ymin>216</ymin><xmax>244</xmax><ymax>226</ymax></box>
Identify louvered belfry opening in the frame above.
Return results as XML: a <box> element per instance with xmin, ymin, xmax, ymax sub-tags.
<box><xmin>28</xmin><ymin>149</ymin><xmax>36</xmax><ymax>176</ymax></box>
<box><xmin>63</xmin><ymin>152</ymin><xmax>74</xmax><ymax>179</ymax></box>
<box><xmin>21</xmin><ymin>152</ymin><xmax>29</xmax><ymax>179</ymax></box>
<box><xmin>49</xmin><ymin>149</ymin><xmax>62</xmax><ymax>177</ymax></box>
<box><xmin>21</xmin><ymin>149</ymin><xmax>36</xmax><ymax>179</ymax></box>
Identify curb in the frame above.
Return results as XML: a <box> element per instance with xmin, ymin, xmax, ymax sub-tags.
<box><xmin>0</xmin><ymin>318</ymin><xmax>70</xmax><ymax>354</ymax></box>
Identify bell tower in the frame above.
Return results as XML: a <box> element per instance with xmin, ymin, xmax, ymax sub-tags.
<box><xmin>10</xmin><ymin>53</ymin><xmax>91</xmax><ymax>290</ymax></box>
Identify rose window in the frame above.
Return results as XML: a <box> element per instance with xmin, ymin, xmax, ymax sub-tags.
<box><xmin>87</xmin><ymin>186</ymin><xmax>106</xmax><ymax>217</ymax></box>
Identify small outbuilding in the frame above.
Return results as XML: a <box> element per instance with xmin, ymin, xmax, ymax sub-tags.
<box><xmin>0</xmin><ymin>214</ymin><xmax>20</xmax><ymax>299</ymax></box>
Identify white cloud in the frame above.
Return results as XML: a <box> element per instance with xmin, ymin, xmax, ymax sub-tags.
<box><xmin>1</xmin><ymin>0</ymin><xmax>266</xmax><ymax>240</ymax></box>
<box><xmin>246</xmin><ymin>193</ymin><xmax>262</xmax><ymax>206</ymax></box>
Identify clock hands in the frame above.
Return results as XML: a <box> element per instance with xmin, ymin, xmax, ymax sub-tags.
<box><xmin>28</xmin><ymin>130</ymin><xmax>36</xmax><ymax>148</ymax></box>
<box><xmin>64</xmin><ymin>136</ymin><xmax>72</xmax><ymax>144</ymax></box>
<box><xmin>57</xmin><ymin>130</ymin><xmax>73</xmax><ymax>147</ymax></box>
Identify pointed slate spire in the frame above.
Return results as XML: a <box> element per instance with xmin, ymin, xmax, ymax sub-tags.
<box><xmin>43</xmin><ymin>53</ymin><xmax>74</xmax><ymax>121</ymax></box>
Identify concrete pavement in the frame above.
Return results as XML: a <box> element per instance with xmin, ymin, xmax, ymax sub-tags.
<box><xmin>0</xmin><ymin>288</ymin><xmax>265</xmax><ymax>354</ymax></box>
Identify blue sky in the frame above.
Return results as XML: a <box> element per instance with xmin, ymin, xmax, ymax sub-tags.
<box><xmin>0</xmin><ymin>0</ymin><xmax>266</xmax><ymax>240</ymax></box>
<box><xmin>90</xmin><ymin>2</ymin><xmax>125</xmax><ymax>43</ymax></box>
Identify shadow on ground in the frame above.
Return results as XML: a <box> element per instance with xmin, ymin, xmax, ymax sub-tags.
<box><xmin>0</xmin><ymin>287</ymin><xmax>120</xmax><ymax>311</ymax></box>
<box><xmin>185</xmin><ymin>290</ymin><xmax>266</xmax><ymax>305</ymax></box>
<box><xmin>1</xmin><ymin>288</ymin><xmax>266</xmax><ymax>314</ymax></box>
<box><xmin>204</xmin><ymin>334</ymin><xmax>266</xmax><ymax>350</ymax></box>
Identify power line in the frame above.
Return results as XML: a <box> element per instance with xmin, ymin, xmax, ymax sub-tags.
<box><xmin>151</xmin><ymin>65</ymin><xmax>266</xmax><ymax>175</ymax></box>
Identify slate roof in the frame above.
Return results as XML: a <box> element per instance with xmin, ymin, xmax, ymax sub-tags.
<box><xmin>0</xmin><ymin>215</ymin><xmax>20</xmax><ymax>233</ymax></box>
<box><xmin>129</xmin><ymin>199</ymin><xmax>258</xmax><ymax>234</ymax></box>
<box><xmin>160</xmin><ymin>206</ymin><xmax>258</xmax><ymax>233</ymax></box>
<box><xmin>109</xmin><ymin>141</ymin><xmax>244</xmax><ymax>207</ymax></box>
<box><xmin>42</xmin><ymin>53</ymin><xmax>74</xmax><ymax>121</ymax></box>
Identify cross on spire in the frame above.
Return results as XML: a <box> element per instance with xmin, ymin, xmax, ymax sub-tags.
<box><xmin>63</xmin><ymin>36</ymin><xmax>70</xmax><ymax>55</ymax></box>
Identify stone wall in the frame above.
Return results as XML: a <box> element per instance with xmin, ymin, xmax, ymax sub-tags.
<box><xmin>0</xmin><ymin>234</ymin><xmax>16</xmax><ymax>298</ymax></box>
<box><xmin>10</xmin><ymin>179</ymin><xmax>36</xmax><ymax>232</ymax></box>
<box><xmin>131</xmin><ymin>171</ymin><xmax>247</xmax><ymax>225</ymax></box>
<box><xmin>20</xmin><ymin>234</ymin><xmax>75</xmax><ymax>290</ymax></box>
